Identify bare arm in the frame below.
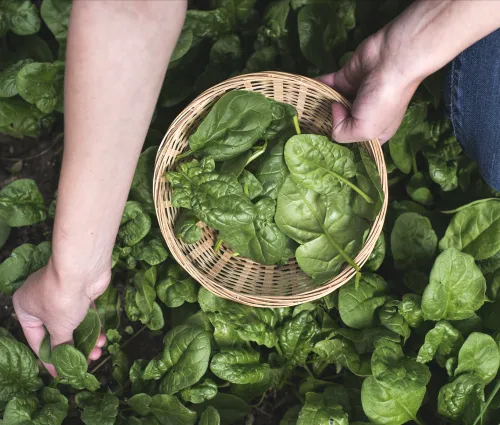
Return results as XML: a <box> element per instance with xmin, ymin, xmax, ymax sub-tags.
<box><xmin>319</xmin><ymin>0</ymin><xmax>500</xmax><ymax>143</ymax></box>
<box><xmin>13</xmin><ymin>0</ymin><xmax>186</xmax><ymax>373</ymax></box>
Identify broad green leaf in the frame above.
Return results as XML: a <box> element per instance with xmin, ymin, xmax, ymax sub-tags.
<box><xmin>0</xmin><ymin>336</ymin><xmax>42</xmax><ymax>409</ymax></box>
<box><xmin>127</xmin><ymin>393</ymin><xmax>152</xmax><ymax>416</ymax></box>
<box><xmin>379</xmin><ymin>299</ymin><xmax>411</xmax><ymax>342</ymax></box>
<box><xmin>353</xmin><ymin>147</ymin><xmax>384</xmax><ymax>221</ymax></box>
<box><xmin>157</xmin><ymin>264</ymin><xmax>198</xmax><ymax>309</ymax></box>
<box><xmin>338</xmin><ymin>273</ymin><xmax>388</xmax><ymax>329</ymax></box>
<box><xmin>276</xmin><ymin>176</ymin><xmax>369</xmax><ymax>283</ymax></box>
<box><xmin>390</xmin><ymin>213</ymin><xmax>437</xmax><ymax>270</ymax></box>
<box><xmin>210</xmin><ymin>348</ymin><xmax>269</xmax><ymax>384</ymax></box>
<box><xmin>439</xmin><ymin>200</ymin><xmax>500</xmax><ymax>260</ymax></box>
<box><xmin>193</xmin><ymin>394</ymin><xmax>250</xmax><ymax>425</ymax></box>
<box><xmin>0</xmin><ymin>179</ymin><xmax>46</xmax><ymax>227</ymax></box>
<box><xmin>171</xmin><ymin>29</ymin><xmax>194</xmax><ymax>63</ymax></box>
<box><xmin>2</xmin><ymin>388</ymin><xmax>67</xmax><ymax>425</ymax></box>
<box><xmin>296</xmin><ymin>390</ymin><xmax>349</xmax><ymax>425</ymax></box>
<box><xmin>108</xmin><ymin>343</ymin><xmax>129</xmax><ymax>394</ymax></box>
<box><xmin>95</xmin><ymin>285</ymin><xmax>121</xmax><ymax>330</ymax></box>
<box><xmin>40</xmin><ymin>0</ymin><xmax>72</xmax><ymax>57</ymax></box>
<box><xmin>278</xmin><ymin>311</ymin><xmax>319</xmax><ymax>368</ymax></box>
<box><xmin>174</xmin><ymin>210</ymin><xmax>202</xmax><ymax>245</ymax></box>
<box><xmin>149</xmin><ymin>394</ymin><xmax>197</xmax><ymax>425</ymax></box>
<box><xmin>129</xmin><ymin>360</ymin><xmax>156</xmax><ymax>396</ymax></box>
<box><xmin>398</xmin><ymin>294</ymin><xmax>424</xmax><ymax>328</ymax></box>
<box><xmin>417</xmin><ymin>321</ymin><xmax>463</xmax><ymax>366</ymax></box>
<box><xmin>254</xmin><ymin>136</ymin><xmax>289</xmax><ymax>199</ymax></box>
<box><xmin>0</xmin><ymin>218</ymin><xmax>10</xmax><ymax>249</ymax></box>
<box><xmin>51</xmin><ymin>344</ymin><xmax>100</xmax><ymax>391</ymax></box>
<box><xmin>361</xmin><ymin>376</ymin><xmax>426</xmax><ymax>425</ymax></box>
<box><xmin>330</xmin><ymin>328</ymin><xmax>400</xmax><ymax>355</ymax></box>
<box><xmin>0</xmin><ymin>241</ymin><xmax>50</xmax><ymax>295</ymax></box>
<box><xmin>406</xmin><ymin>172</ymin><xmax>434</xmax><ymax>206</ymax></box>
<box><xmin>0</xmin><ymin>97</ymin><xmax>50</xmax><ymax>138</ymax></box>
<box><xmin>422</xmin><ymin>249</ymin><xmax>486</xmax><ymax>321</ymax></box>
<box><xmin>0</xmin><ymin>59</ymin><xmax>33</xmax><ymax>97</ymax></box>
<box><xmin>437</xmin><ymin>374</ymin><xmax>485</xmax><ymax>422</ymax></box>
<box><xmin>75</xmin><ymin>392</ymin><xmax>119</xmax><ymax>425</ymax></box>
<box><xmin>119</xmin><ymin>201</ymin><xmax>151</xmax><ymax>246</ymax></box>
<box><xmin>200</xmin><ymin>407</ymin><xmax>220</xmax><ymax>425</ymax></box>
<box><xmin>280</xmin><ymin>406</ymin><xmax>301</xmax><ymax>425</ymax></box>
<box><xmin>189</xmin><ymin>91</ymin><xmax>272</xmax><ymax>161</ymax></box>
<box><xmin>16</xmin><ymin>61</ymin><xmax>64</xmax><ymax>113</ymax></box>
<box><xmin>455</xmin><ymin>332</ymin><xmax>500</xmax><ymax>384</ymax></box>
<box><xmin>131</xmin><ymin>233</ymin><xmax>169</xmax><ymax>266</ymax></box>
<box><xmin>314</xmin><ymin>338</ymin><xmax>370</xmax><ymax>376</ymax></box>
<box><xmin>145</xmin><ymin>325</ymin><xmax>211</xmax><ymax>395</ymax></box>
<box><xmin>0</xmin><ymin>0</ymin><xmax>40</xmax><ymax>37</ymax></box>
<box><xmin>134</xmin><ymin>267</ymin><xmax>157</xmax><ymax>317</ymax></box>
<box><xmin>74</xmin><ymin>309</ymin><xmax>101</xmax><ymax>359</ymax></box>
<box><xmin>363</xmin><ymin>231</ymin><xmax>386</xmax><ymax>272</ymax></box>
<box><xmin>180</xmin><ymin>379</ymin><xmax>217</xmax><ymax>404</ymax></box>
<box><xmin>238</xmin><ymin>170</ymin><xmax>263</xmax><ymax>200</ymax></box>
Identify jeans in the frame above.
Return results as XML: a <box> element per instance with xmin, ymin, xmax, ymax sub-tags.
<box><xmin>444</xmin><ymin>29</ymin><xmax>500</xmax><ymax>191</ymax></box>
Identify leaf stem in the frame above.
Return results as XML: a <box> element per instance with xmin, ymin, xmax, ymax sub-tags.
<box><xmin>275</xmin><ymin>342</ymin><xmax>284</xmax><ymax>357</ymax></box>
<box><xmin>293</xmin><ymin>116</ymin><xmax>301</xmax><ymax>135</ymax></box>
<box><xmin>303</xmin><ymin>364</ymin><xmax>314</xmax><ymax>378</ymax></box>
<box><xmin>214</xmin><ymin>237</ymin><xmax>223</xmax><ymax>254</ymax></box>
<box><xmin>440</xmin><ymin>198</ymin><xmax>500</xmax><ymax>214</ymax></box>
<box><xmin>176</xmin><ymin>149</ymin><xmax>193</xmax><ymax>161</ymax></box>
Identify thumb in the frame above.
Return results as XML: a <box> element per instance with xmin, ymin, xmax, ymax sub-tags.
<box><xmin>331</xmin><ymin>102</ymin><xmax>371</xmax><ymax>143</ymax></box>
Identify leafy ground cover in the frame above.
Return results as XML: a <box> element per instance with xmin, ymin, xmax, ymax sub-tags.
<box><xmin>2</xmin><ymin>1</ymin><xmax>500</xmax><ymax>425</ymax></box>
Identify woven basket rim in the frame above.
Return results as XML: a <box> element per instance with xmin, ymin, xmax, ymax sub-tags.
<box><xmin>153</xmin><ymin>71</ymin><xmax>388</xmax><ymax>307</ymax></box>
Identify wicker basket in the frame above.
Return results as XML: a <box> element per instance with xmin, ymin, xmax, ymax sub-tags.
<box><xmin>153</xmin><ymin>71</ymin><xmax>388</xmax><ymax>307</ymax></box>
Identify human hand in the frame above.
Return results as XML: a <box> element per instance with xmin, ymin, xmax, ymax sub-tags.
<box><xmin>12</xmin><ymin>260</ymin><xmax>110</xmax><ymax>376</ymax></box>
<box><xmin>318</xmin><ymin>30</ymin><xmax>424</xmax><ymax>144</ymax></box>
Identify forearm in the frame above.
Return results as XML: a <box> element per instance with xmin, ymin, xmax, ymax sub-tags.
<box><xmin>381</xmin><ymin>0</ymin><xmax>500</xmax><ymax>83</ymax></box>
<box><xmin>52</xmin><ymin>0</ymin><xmax>186</xmax><ymax>281</ymax></box>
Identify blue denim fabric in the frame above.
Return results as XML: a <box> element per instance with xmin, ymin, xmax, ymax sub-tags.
<box><xmin>444</xmin><ymin>29</ymin><xmax>500</xmax><ymax>191</ymax></box>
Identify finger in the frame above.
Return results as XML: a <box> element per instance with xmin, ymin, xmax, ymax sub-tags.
<box><xmin>48</xmin><ymin>324</ymin><xmax>75</xmax><ymax>349</ymax></box>
<box><xmin>89</xmin><ymin>347</ymin><xmax>102</xmax><ymax>361</ymax></box>
<box><xmin>331</xmin><ymin>102</ymin><xmax>375</xmax><ymax>143</ymax></box>
<box><xmin>96</xmin><ymin>333</ymin><xmax>106</xmax><ymax>348</ymax></box>
<box><xmin>18</xmin><ymin>321</ymin><xmax>58</xmax><ymax>377</ymax></box>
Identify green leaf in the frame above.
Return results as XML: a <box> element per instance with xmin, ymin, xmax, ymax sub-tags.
<box><xmin>40</xmin><ymin>0</ymin><xmax>72</xmax><ymax>58</ymax></box>
<box><xmin>0</xmin><ymin>97</ymin><xmax>50</xmax><ymax>138</ymax></box>
<box><xmin>2</xmin><ymin>388</ymin><xmax>67</xmax><ymax>425</ymax></box>
<box><xmin>108</xmin><ymin>344</ymin><xmax>129</xmax><ymax>394</ymax></box>
<box><xmin>145</xmin><ymin>325</ymin><xmax>211</xmax><ymax>395</ymax></box>
<box><xmin>238</xmin><ymin>170</ymin><xmax>263</xmax><ymax>200</ymax></box>
<box><xmin>314</xmin><ymin>338</ymin><xmax>370</xmax><ymax>376</ymax></box>
<box><xmin>193</xmin><ymin>394</ymin><xmax>250</xmax><ymax>425</ymax></box>
<box><xmin>278</xmin><ymin>311</ymin><xmax>319</xmax><ymax>368</ymax></box>
<box><xmin>422</xmin><ymin>248</ymin><xmax>486</xmax><ymax>321</ymax></box>
<box><xmin>157</xmin><ymin>264</ymin><xmax>198</xmax><ymax>309</ymax></box>
<box><xmin>51</xmin><ymin>344</ymin><xmax>100</xmax><ymax>391</ymax></box>
<box><xmin>95</xmin><ymin>285</ymin><xmax>121</xmax><ymax>331</ymax></box>
<box><xmin>0</xmin><ymin>218</ymin><xmax>10</xmax><ymax>249</ymax></box>
<box><xmin>398</xmin><ymin>294</ymin><xmax>424</xmax><ymax>328</ymax></box>
<box><xmin>379</xmin><ymin>299</ymin><xmax>411</xmax><ymax>342</ymax></box>
<box><xmin>0</xmin><ymin>0</ymin><xmax>40</xmax><ymax>37</ymax></box>
<box><xmin>135</xmin><ymin>267</ymin><xmax>157</xmax><ymax>317</ymax></box>
<box><xmin>353</xmin><ymin>147</ymin><xmax>384</xmax><ymax>221</ymax></box>
<box><xmin>127</xmin><ymin>393</ymin><xmax>152</xmax><ymax>416</ymax></box>
<box><xmin>75</xmin><ymin>392</ymin><xmax>119</xmax><ymax>425</ymax></box>
<box><xmin>175</xmin><ymin>210</ymin><xmax>202</xmax><ymax>245</ymax></box>
<box><xmin>0</xmin><ymin>59</ymin><xmax>33</xmax><ymax>97</ymax></box>
<box><xmin>149</xmin><ymin>394</ymin><xmax>197</xmax><ymax>425</ymax></box>
<box><xmin>390</xmin><ymin>212</ymin><xmax>437</xmax><ymax>270</ymax></box>
<box><xmin>16</xmin><ymin>61</ymin><xmax>64</xmax><ymax>113</ymax></box>
<box><xmin>189</xmin><ymin>90</ymin><xmax>272</xmax><ymax>161</ymax></box>
<box><xmin>280</xmin><ymin>406</ymin><xmax>301</xmax><ymax>425</ymax></box>
<box><xmin>0</xmin><ymin>336</ymin><xmax>42</xmax><ymax>410</ymax></box>
<box><xmin>130</xmin><ymin>146</ymin><xmax>157</xmax><ymax>214</ymax></box>
<box><xmin>363</xmin><ymin>232</ymin><xmax>386</xmax><ymax>272</ymax></box>
<box><xmin>119</xmin><ymin>201</ymin><xmax>152</xmax><ymax>246</ymax></box>
<box><xmin>437</xmin><ymin>374</ymin><xmax>485</xmax><ymax>422</ymax></box>
<box><xmin>180</xmin><ymin>379</ymin><xmax>217</xmax><ymax>404</ymax></box>
<box><xmin>338</xmin><ymin>273</ymin><xmax>388</xmax><ymax>329</ymax></box>
<box><xmin>406</xmin><ymin>172</ymin><xmax>434</xmax><ymax>206</ymax></box>
<box><xmin>171</xmin><ymin>29</ymin><xmax>194</xmax><ymax>63</ymax></box>
<box><xmin>0</xmin><ymin>241</ymin><xmax>51</xmax><ymax>295</ymax></box>
<box><xmin>417</xmin><ymin>320</ymin><xmax>463</xmax><ymax>366</ymax></box>
<box><xmin>0</xmin><ymin>179</ymin><xmax>46</xmax><ymax>227</ymax></box>
<box><xmin>210</xmin><ymin>348</ymin><xmax>269</xmax><ymax>384</ymax></box>
<box><xmin>199</xmin><ymin>407</ymin><xmax>220</xmax><ymax>425</ymax></box>
<box><xmin>439</xmin><ymin>200</ymin><xmax>500</xmax><ymax>260</ymax></box>
<box><xmin>74</xmin><ymin>309</ymin><xmax>101</xmax><ymax>359</ymax></box>
<box><xmin>297</xmin><ymin>390</ymin><xmax>349</xmax><ymax>425</ymax></box>
<box><xmin>455</xmin><ymin>332</ymin><xmax>500</xmax><ymax>385</ymax></box>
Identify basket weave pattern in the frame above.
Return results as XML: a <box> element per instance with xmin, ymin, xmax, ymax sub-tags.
<box><xmin>154</xmin><ymin>72</ymin><xmax>388</xmax><ymax>307</ymax></box>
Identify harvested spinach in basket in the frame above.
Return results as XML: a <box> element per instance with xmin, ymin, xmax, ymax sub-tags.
<box><xmin>166</xmin><ymin>90</ymin><xmax>383</xmax><ymax>283</ymax></box>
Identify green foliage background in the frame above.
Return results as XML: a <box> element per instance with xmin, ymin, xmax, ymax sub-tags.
<box><xmin>2</xmin><ymin>1</ymin><xmax>500</xmax><ymax>425</ymax></box>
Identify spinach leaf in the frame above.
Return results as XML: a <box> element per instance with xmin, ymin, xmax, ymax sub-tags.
<box><xmin>95</xmin><ymin>285</ymin><xmax>120</xmax><ymax>331</ymax></box>
<box><xmin>363</xmin><ymin>232</ymin><xmax>386</xmax><ymax>272</ymax></box>
<box><xmin>175</xmin><ymin>209</ymin><xmax>202</xmax><ymax>245</ymax></box>
<box><xmin>210</xmin><ymin>348</ymin><xmax>269</xmax><ymax>384</ymax></box>
<box><xmin>74</xmin><ymin>309</ymin><xmax>101</xmax><ymax>359</ymax></box>
<box><xmin>180</xmin><ymin>379</ymin><xmax>217</xmax><ymax>404</ymax></box>
<box><xmin>0</xmin><ymin>336</ymin><xmax>42</xmax><ymax>410</ymax></box>
<box><xmin>156</xmin><ymin>264</ymin><xmax>198</xmax><ymax>308</ymax></box>
<box><xmin>406</xmin><ymin>172</ymin><xmax>434</xmax><ymax>206</ymax></box>
<box><xmin>0</xmin><ymin>179</ymin><xmax>46</xmax><ymax>227</ymax></box>
<box><xmin>119</xmin><ymin>201</ymin><xmax>152</xmax><ymax>247</ymax></box>
<box><xmin>296</xmin><ymin>391</ymin><xmax>349</xmax><ymax>425</ymax></box>
<box><xmin>390</xmin><ymin>212</ymin><xmax>437</xmax><ymax>271</ymax></box>
<box><xmin>149</xmin><ymin>394</ymin><xmax>197</xmax><ymax>425</ymax></box>
<box><xmin>51</xmin><ymin>344</ymin><xmax>100</xmax><ymax>391</ymax></box>
<box><xmin>314</xmin><ymin>338</ymin><xmax>370</xmax><ymax>376</ymax></box>
<box><xmin>353</xmin><ymin>147</ymin><xmax>384</xmax><ymax>221</ymax></box>
<box><xmin>0</xmin><ymin>59</ymin><xmax>33</xmax><ymax>97</ymax></box>
<box><xmin>417</xmin><ymin>321</ymin><xmax>464</xmax><ymax>366</ymax></box>
<box><xmin>189</xmin><ymin>91</ymin><xmax>272</xmax><ymax>161</ymax></box>
<box><xmin>0</xmin><ymin>0</ymin><xmax>40</xmax><ymax>37</ymax></box>
<box><xmin>439</xmin><ymin>200</ymin><xmax>500</xmax><ymax>260</ymax></box>
<box><xmin>200</xmin><ymin>406</ymin><xmax>221</xmax><ymax>425</ymax></box>
<box><xmin>422</xmin><ymin>248</ymin><xmax>486</xmax><ymax>321</ymax></box>
<box><xmin>238</xmin><ymin>170</ymin><xmax>263</xmax><ymax>200</ymax></box>
<box><xmin>338</xmin><ymin>273</ymin><xmax>388</xmax><ymax>329</ymax></box>
<box><xmin>75</xmin><ymin>392</ymin><xmax>119</xmax><ymax>425</ymax></box>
